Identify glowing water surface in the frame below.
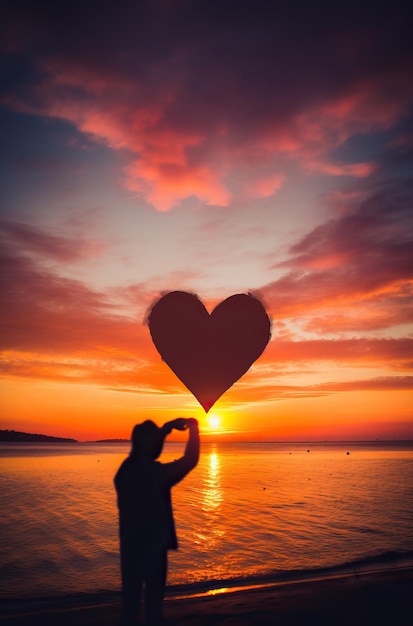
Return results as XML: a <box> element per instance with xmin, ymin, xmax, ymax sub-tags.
<box><xmin>1</xmin><ymin>441</ymin><xmax>412</xmax><ymax>599</ymax></box>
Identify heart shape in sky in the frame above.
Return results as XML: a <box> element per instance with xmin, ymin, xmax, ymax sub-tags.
<box><xmin>148</xmin><ymin>291</ymin><xmax>271</xmax><ymax>412</ymax></box>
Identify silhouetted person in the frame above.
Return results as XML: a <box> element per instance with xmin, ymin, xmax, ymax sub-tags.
<box><xmin>114</xmin><ymin>418</ymin><xmax>200</xmax><ymax>626</ymax></box>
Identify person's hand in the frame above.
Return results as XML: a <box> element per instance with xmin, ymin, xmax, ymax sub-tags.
<box><xmin>162</xmin><ymin>417</ymin><xmax>198</xmax><ymax>436</ymax></box>
<box><xmin>171</xmin><ymin>418</ymin><xmax>188</xmax><ymax>431</ymax></box>
<box><xmin>160</xmin><ymin>418</ymin><xmax>185</xmax><ymax>436</ymax></box>
<box><xmin>185</xmin><ymin>417</ymin><xmax>198</xmax><ymax>429</ymax></box>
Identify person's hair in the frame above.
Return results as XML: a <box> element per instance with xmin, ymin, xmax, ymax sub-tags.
<box><xmin>131</xmin><ymin>420</ymin><xmax>164</xmax><ymax>459</ymax></box>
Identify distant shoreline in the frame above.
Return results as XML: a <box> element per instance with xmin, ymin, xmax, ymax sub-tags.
<box><xmin>1</xmin><ymin>430</ymin><xmax>412</xmax><ymax>445</ymax></box>
<box><xmin>0</xmin><ymin>430</ymin><xmax>77</xmax><ymax>443</ymax></box>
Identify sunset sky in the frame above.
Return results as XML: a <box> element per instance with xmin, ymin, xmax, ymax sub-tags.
<box><xmin>1</xmin><ymin>1</ymin><xmax>412</xmax><ymax>441</ymax></box>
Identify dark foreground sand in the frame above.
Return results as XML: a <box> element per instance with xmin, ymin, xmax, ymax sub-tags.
<box><xmin>1</xmin><ymin>567</ymin><xmax>412</xmax><ymax>626</ymax></box>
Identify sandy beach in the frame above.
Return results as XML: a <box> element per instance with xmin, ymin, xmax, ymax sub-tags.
<box><xmin>1</xmin><ymin>566</ymin><xmax>412</xmax><ymax>626</ymax></box>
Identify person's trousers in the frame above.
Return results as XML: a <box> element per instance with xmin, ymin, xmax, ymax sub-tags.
<box><xmin>120</xmin><ymin>545</ymin><xmax>168</xmax><ymax>626</ymax></box>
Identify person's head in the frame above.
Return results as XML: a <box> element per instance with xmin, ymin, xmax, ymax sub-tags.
<box><xmin>131</xmin><ymin>420</ymin><xmax>164</xmax><ymax>459</ymax></box>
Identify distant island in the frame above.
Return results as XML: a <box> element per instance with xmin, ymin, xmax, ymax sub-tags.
<box><xmin>93</xmin><ymin>438</ymin><xmax>129</xmax><ymax>443</ymax></box>
<box><xmin>0</xmin><ymin>430</ymin><xmax>78</xmax><ymax>443</ymax></box>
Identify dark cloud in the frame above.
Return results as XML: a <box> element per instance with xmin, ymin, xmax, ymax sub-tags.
<box><xmin>1</xmin><ymin>1</ymin><xmax>412</xmax><ymax>208</ymax></box>
<box><xmin>262</xmin><ymin>178</ymin><xmax>413</xmax><ymax>331</ymax></box>
<box><xmin>0</xmin><ymin>219</ymin><xmax>105</xmax><ymax>262</ymax></box>
<box><xmin>0</xmin><ymin>244</ymin><xmax>146</xmax><ymax>354</ymax></box>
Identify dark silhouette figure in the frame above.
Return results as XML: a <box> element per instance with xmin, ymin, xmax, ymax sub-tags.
<box><xmin>114</xmin><ymin>418</ymin><xmax>200</xmax><ymax>626</ymax></box>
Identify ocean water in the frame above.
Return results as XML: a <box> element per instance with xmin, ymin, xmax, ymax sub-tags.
<box><xmin>1</xmin><ymin>441</ymin><xmax>413</xmax><ymax>602</ymax></box>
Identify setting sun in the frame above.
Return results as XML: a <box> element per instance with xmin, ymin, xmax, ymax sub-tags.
<box><xmin>208</xmin><ymin>414</ymin><xmax>221</xmax><ymax>430</ymax></box>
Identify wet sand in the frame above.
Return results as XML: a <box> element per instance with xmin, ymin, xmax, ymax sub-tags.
<box><xmin>1</xmin><ymin>567</ymin><xmax>412</xmax><ymax>626</ymax></box>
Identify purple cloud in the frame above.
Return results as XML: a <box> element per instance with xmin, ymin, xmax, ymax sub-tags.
<box><xmin>2</xmin><ymin>2</ymin><xmax>412</xmax><ymax>209</ymax></box>
<box><xmin>0</xmin><ymin>219</ymin><xmax>106</xmax><ymax>262</ymax></box>
<box><xmin>261</xmin><ymin>179</ymin><xmax>413</xmax><ymax>331</ymax></box>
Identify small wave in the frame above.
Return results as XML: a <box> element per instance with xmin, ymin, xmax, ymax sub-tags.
<box><xmin>350</xmin><ymin>526</ymin><xmax>385</xmax><ymax>535</ymax></box>
<box><xmin>2</xmin><ymin>549</ymin><xmax>412</xmax><ymax>616</ymax></box>
<box><xmin>337</xmin><ymin>550</ymin><xmax>413</xmax><ymax>571</ymax></box>
<box><xmin>165</xmin><ymin>549</ymin><xmax>413</xmax><ymax>598</ymax></box>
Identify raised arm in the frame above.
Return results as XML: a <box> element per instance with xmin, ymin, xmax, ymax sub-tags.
<box><xmin>181</xmin><ymin>418</ymin><xmax>200</xmax><ymax>469</ymax></box>
<box><xmin>161</xmin><ymin>418</ymin><xmax>200</xmax><ymax>487</ymax></box>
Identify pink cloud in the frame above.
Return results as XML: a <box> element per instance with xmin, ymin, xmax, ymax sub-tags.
<box><xmin>124</xmin><ymin>158</ymin><xmax>232</xmax><ymax>211</ymax></box>
<box><xmin>263</xmin><ymin>338</ymin><xmax>413</xmax><ymax>368</ymax></box>
<box><xmin>304</xmin><ymin>159</ymin><xmax>376</xmax><ymax>178</ymax></box>
<box><xmin>7</xmin><ymin>72</ymin><xmax>396</xmax><ymax>211</ymax></box>
<box><xmin>261</xmin><ymin>181</ymin><xmax>413</xmax><ymax>331</ymax></box>
<box><xmin>2</xmin><ymin>221</ymin><xmax>411</xmax><ymax>393</ymax></box>
<box><xmin>2</xmin><ymin>3</ymin><xmax>412</xmax><ymax>210</ymax></box>
<box><xmin>302</xmin><ymin>289</ymin><xmax>413</xmax><ymax>333</ymax></box>
<box><xmin>0</xmin><ymin>220</ymin><xmax>106</xmax><ymax>262</ymax></box>
<box><xmin>244</xmin><ymin>174</ymin><xmax>285</xmax><ymax>198</ymax></box>
<box><xmin>0</xmin><ymin>230</ymin><xmax>207</xmax><ymax>374</ymax></box>
<box><xmin>0</xmin><ymin>245</ymin><xmax>143</xmax><ymax>356</ymax></box>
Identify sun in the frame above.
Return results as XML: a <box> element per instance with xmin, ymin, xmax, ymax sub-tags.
<box><xmin>208</xmin><ymin>413</ymin><xmax>221</xmax><ymax>430</ymax></box>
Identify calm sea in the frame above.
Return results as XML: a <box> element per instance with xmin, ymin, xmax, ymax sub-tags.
<box><xmin>1</xmin><ymin>441</ymin><xmax>413</xmax><ymax>603</ymax></box>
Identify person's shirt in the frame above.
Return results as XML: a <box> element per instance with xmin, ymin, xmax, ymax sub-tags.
<box><xmin>115</xmin><ymin>456</ymin><xmax>173</xmax><ymax>549</ymax></box>
<box><xmin>114</xmin><ymin>424</ymin><xmax>199</xmax><ymax>550</ymax></box>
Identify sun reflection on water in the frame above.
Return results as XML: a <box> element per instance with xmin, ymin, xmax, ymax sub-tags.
<box><xmin>197</xmin><ymin>449</ymin><xmax>225</xmax><ymax>550</ymax></box>
<box><xmin>2</xmin><ymin>442</ymin><xmax>413</xmax><ymax>597</ymax></box>
<box><xmin>203</xmin><ymin>453</ymin><xmax>221</xmax><ymax>510</ymax></box>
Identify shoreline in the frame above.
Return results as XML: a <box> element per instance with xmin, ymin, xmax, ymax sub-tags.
<box><xmin>2</xmin><ymin>562</ymin><xmax>413</xmax><ymax>625</ymax></box>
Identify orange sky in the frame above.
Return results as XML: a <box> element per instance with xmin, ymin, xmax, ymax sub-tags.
<box><xmin>1</xmin><ymin>3</ymin><xmax>412</xmax><ymax>441</ymax></box>
<box><xmin>1</xmin><ymin>354</ymin><xmax>412</xmax><ymax>441</ymax></box>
